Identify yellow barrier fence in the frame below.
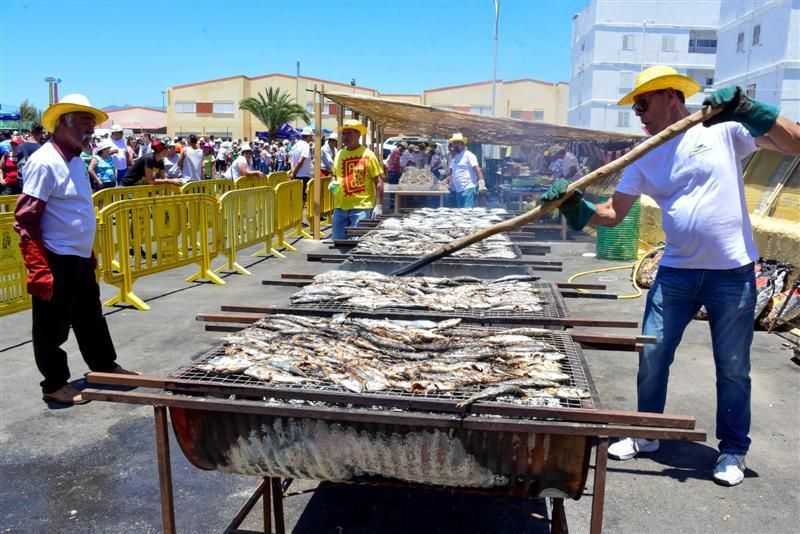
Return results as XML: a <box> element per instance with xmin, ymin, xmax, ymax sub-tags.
<box><xmin>0</xmin><ymin>213</ymin><xmax>30</xmax><ymax>317</ymax></box>
<box><xmin>272</xmin><ymin>179</ymin><xmax>311</xmax><ymax>254</ymax></box>
<box><xmin>216</xmin><ymin>186</ymin><xmax>277</xmax><ymax>274</ymax></box>
<box><xmin>97</xmin><ymin>194</ymin><xmax>223</xmax><ymax>311</ymax></box>
<box><xmin>305</xmin><ymin>176</ymin><xmax>334</xmax><ymax>237</ymax></box>
<box><xmin>234</xmin><ymin>175</ymin><xmax>269</xmax><ymax>189</ymax></box>
<box><xmin>181</xmin><ymin>179</ymin><xmax>234</xmax><ymax>198</ymax></box>
<box><xmin>92</xmin><ymin>184</ymin><xmax>181</xmax><ymax>213</ymax></box>
<box><xmin>0</xmin><ymin>195</ymin><xmax>19</xmax><ymax>213</ymax></box>
<box><xmin>267</xmin><ymin>171</ymin><xmax>290</xmax><ymax>189</ymax></box>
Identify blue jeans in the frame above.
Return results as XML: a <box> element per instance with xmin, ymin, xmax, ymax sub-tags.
<box><xmin>455</xmin><ymin>187</ymin><xmax>477</xmax><ymax>208</ymax></box>
<box><xmin>332</xmin><ymin>208</ymin><xmax>371</xmax><ymax>240</ymax></box>
<box><xmin>639</xmin><ymin>263</ymin><xmax>755</xmax><ymax>455</ymax></box>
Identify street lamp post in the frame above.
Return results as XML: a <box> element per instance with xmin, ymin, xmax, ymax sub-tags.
<box><xmin>161</xmin><ymin>91</ymin><xmax>166</xmax><ymax>110</ymax></box>
<box><xmin>44</xmin><ymin>77</ymin><xmax>56</xmax><ymax>106</ymax></box>
<box><xmin>491</xmin><ymin>0</ymin><xmax>500</xmax><ymax>118</ymax></box>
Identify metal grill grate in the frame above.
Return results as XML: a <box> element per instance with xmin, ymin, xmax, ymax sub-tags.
<box><xmin>290</xmin><ymin>280</ymin><xmax>568</xmax><ymax>320</ymax></box>
<box><xmin>170</xmin><ymin>326</ymin><xmax>594</xmax><ymax>410</ymax></box>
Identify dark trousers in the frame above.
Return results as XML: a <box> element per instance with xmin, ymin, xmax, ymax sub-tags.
<box><xmin>32</xmin><ymin>252</ymin><xmax>117</xmax><ymax>393</ymax></box>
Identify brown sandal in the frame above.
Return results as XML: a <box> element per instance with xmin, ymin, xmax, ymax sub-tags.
<box><xmin>42</xmin><ymin>384</ymin><xmax>90</xmax><ymax>405</ymax></box>
<box><xmin>110</xmin><ymin>364</ymin><xmax>142</xmax><ymax>376</ymax></box>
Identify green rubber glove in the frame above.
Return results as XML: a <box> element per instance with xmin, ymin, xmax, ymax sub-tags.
<box><xmin>539</xmin><ymin>179</ymin><xmax>596</xmax><ymax>231</ymax></box>
<box><xmin>328</xmin><ymin>181</ymin><xmax>340</xmax><ymax>195</ymax></box>
<box><xmin>702</xmin><ymin>86</ymin><xmax>779</xmax><ymax>137</ymax></box>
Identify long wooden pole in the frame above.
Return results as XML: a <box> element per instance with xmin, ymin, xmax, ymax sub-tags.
<box><xmin>391</xmin><ymin>106</ymin><xmax>722</xmax><ymax>276</ymax></box>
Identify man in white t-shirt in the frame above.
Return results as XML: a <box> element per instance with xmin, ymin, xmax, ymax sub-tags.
<box><xmin>290</xmin><ymin>127</ymin><xmax>313</xmax><ymax>183</ymax></box>
<box><xmin>544</xmin><ymin>144</ymin><xmax>581</xmax><ymax>182</ymax></box>
<box><xmin>178</xmin><ymin>134</ymin><xmax>204</xmax><ymax>182</ymax></box>
<box><xmin>109</xmin><ymin>125</ymin><xmax>131</xmax><ymax>184</ymax></box>
<box><xmin>14</xmin><ymin>94</ymin><xmax>139</xmax><ymax>406</ymax></box>
<box><xmin>541</xmin><ymin>65</ymin><xmax>800</xmax><ymax>487</ymax></box>
<box><xmin>443</xmin><ymin>133</ymin><xmax>485</xmax><ymax>208</ymax></box>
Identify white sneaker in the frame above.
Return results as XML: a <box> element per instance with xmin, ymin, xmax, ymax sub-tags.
<box><xmin>607</xmin><ymin>437</ymin><xmax>660</xmax><ymax>460</ymax></box>
<box><xmin>713</xmin><ymin>454</ymin><xmax>746</xmax><ymax>486</ymax></box>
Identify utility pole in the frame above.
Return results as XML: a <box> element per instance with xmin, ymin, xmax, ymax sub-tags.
<box><xmin>491</xmin><ymin>0</ymin><xmax>500</xmax><ymax>118</ymax></box>
<box><xmin>296</xmin><ymin>61</ymin><xmax>301</xmax><ymax>127</ymax></box>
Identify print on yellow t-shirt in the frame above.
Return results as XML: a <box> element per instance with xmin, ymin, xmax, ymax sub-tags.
<box><xmin>333</xmin><ymin>146</ymin><xmax>382</xmax><ymax>211</ymax></box>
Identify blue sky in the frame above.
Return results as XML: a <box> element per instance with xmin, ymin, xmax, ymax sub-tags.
<box><xmin>0</xmin><ymin>0</ymin><xmax>587</xmax><ymax>111</ymax></box>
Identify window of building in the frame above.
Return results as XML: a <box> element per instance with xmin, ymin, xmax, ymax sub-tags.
<box><xmin>533</xmin><ymin>110</ymin><xmax>544</xmax><ymax>122</ymax></box>
<box><xmin>619</xmin><ymin>71</ymin><xmax>634</xmax><ymax>91</ymax></box>
<box><xmin>662</xmin><ymin>35</ymin><xmax>675</xmax><ymax>52</ymax></box>
<box><xmin>470</xmin><ymin>105</ymin><xmax>492</xmax><ymax>115</ymax></box>
<box><xmin>622</xmin><ymin>34</ymin><xmax>635</xmax><ymax>50</ymax></box>
<box><xmin>213</xmin><ymin>102</ymin><xmax>235</xmax><ymax>114</ymax></box>
<box><xmin>580</xmin><ymin>42</ymin><xmax>585</xmax><ymax>52</ymax></box>
<box><xmin>327</xmin><ymin>103</ymin><xmax>338</xmax><ymax>116</ymax></box>
<box><xmin>510</xmin><ymin>109</ymin><xmax>523</xmax><ymax>119</ymax></box>
<box><xmin>737</xmin><ymin>32</ymin><xmax>744</xmax><ymax>52</ymax></box>
<box><xmin>746</xmin><ymin>83</ymin><xmax>756</xmax><ymax>98</ymax></box>
<box><xmin>175</xmin><ymin>101</ymin><xmax>195</xmax><ymax>113</ymax></box>
<box><xmin>705</xmin><ymin>74</ymin><xmax>714</xmax><ymax>87</ymax></box>
<box><xmin>617</xmin><ymin>111</ymin><xmax>630</xmax><ymax>128</ymax></box>
<box><xmin>305</xmin><ymin>102</ymin><xmax>314</xmax><ymax>114</ymax></box>
<box><xmin>752</xmin><ymin>24</ymin><xmax>760</xmax><ymax>46</ymax></box>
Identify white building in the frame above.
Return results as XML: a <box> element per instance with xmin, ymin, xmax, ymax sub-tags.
<box><xmin>714</xmin><ymin>0</ymin><xmax>800</xmax><ymax>121</ymax></box>
<box><xmin>569</xmin><ymin>0</ymin><xmax>720</xmax><ymax>134</ymax></box>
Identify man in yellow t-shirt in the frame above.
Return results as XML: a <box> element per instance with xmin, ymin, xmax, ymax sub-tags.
<box><xmin>329</xmin><ymin>119</ymin><xmax>384</xmax><ymax>240</ymax></box>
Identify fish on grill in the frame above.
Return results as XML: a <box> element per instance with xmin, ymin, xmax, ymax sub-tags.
<box><xmin>193</xmin><ymin>315</ymin><xmax>589</xmax><ymax>407</ymax></box>
<box><xmin>352</xmin><ymin>207</ymin><xmax>517</xmax><ymax>259</ymax></box>
<box><xmin>291</xmin><ymin>271</ymin><xmax>546</xmax><ymax>313</ymax></box>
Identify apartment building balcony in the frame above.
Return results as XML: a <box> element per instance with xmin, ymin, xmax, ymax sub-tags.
<box><xmin>688</xmin><ymin>38</ymin><xmax>717</xmax><ymax>54</ymax></box>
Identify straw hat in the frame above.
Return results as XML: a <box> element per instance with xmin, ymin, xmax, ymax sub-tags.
<box><xmin>42</xmin><ymin>94</ymin><xmax>108</xmax><ymax>133</ymax></box>
<box><xmin>239</xmin><ymin>143</ymin><xmax>252</xmax><ymax>152</ymax></box>
<box><xmin>618</xmin><ymin>65</ymin><xmax>702</xmax><ymax>106</ymax></box>
<box><xmin>544</xmin><ymin>144</ymin><xmax>566</xmax><ymax>158</ymax></box>
<box><xmin>338</xmin><ymin>119</ymin><xmax>366</xmax><ymax>136</ymax></box>
<box><xmin>448</xmin><ymin>133</ymin><xmax>468</xmax><ymax>144</ymax></box>
<box><xmin>94</xmin><ymin>139</ymin><xmax>118</xmax><ymax>155</ymax></box>
<box><xmin>301</xmin><ymin>126</ymin><xmax>313</xmax><ymax>136</ymax></box>
<box><xmin>327</xmin><ymin>133</ymin><xmax>338</xmax><ymax>141</ymax></box>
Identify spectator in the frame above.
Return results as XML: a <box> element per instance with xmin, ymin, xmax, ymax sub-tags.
<box><xmin>0</xmin><ymin>137</ymin><xmax>23</xmax><ymax>194</ymax></box>
<box><xmin>88</xmin><ymin>140</ymin><xmax>118</xmax><ymax>189</ymax></box>
<box><xmin>228</xmin><ymin>143</ymin><xmax>262</xmax><ymax>180</ymax></box>
<box><xmin>444</xmin><ymin>133</ymin><xmax>484</xmax><ymax>208</ymax></box>
<box><xmin>16</xmin><ymin>123</ymin><xmax>46</xmax><ymax>177</ymax></box>
<box><xmin>121</xmin><ymin>140</ymin><xmax>181</xmax><ymax>186</ymax></box>
<box><xmin>109</xmin><ymin>125</ymin><xmax>131</xmax><ymax>184</ymax></box>
<box><xmin>137</xmin><ymin>132</ymin><xmax>152</xmax><ymax>158</ymax></box>
<box><xmin>321</xmin><ymin>133</ymin><xmax>338</xmax><ymax>176</ymax></box>
<box><xmin>201</xmin><ymin>143</ymin><xmax>215</xmax><ymax>179</ymax></box>
<box><xmin>14</xmin><ymin>93</ymin><xmax>138</xmax><ymax>405</ymax></box>
<box><xmin>215</xmin><ymin>140</ymin><xmax>228</xmax><ymax>175</ymax></box>
<box><xmin>290</xmin><ymin>127</ymin><xmax>313</xmax><ymax>185</ymax></box>
<box><xmin>384</xmin><ymin>141</ymin><xmax>407</xmax><ymax>184</ymax></box>
<box><xmin>178</xmin><ymin>134</ymin><xmax>203</xmax><ymax>182</ymax></box>
<box><xmin>162</xmin><ymin>142</ymin><xmax>182</xmax><ymax>179</ymax></box>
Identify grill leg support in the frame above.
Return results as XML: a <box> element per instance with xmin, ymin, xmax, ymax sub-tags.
<box><xmin>271</xmin><ymin>477</ymin><xmax>285</xmax><ymax>534</ymax></box>
<box><xmin>550</xmin><ymin>498</ymin><xmax>568</xmax><ymax>533</ymax></box>
<box><xmin>590</xmin><ymin>437</ymin><xmax>609</xmax><ymax>534</ymax></box>
<box><xmin>262</xmin><ymin>477</ymin><xmax>272</xmax><ymax>534</ymax></box>
<box><xmin>154</xmin><ymin>406</ymin><xmax>177</xmax><ymax>534</ymax></box>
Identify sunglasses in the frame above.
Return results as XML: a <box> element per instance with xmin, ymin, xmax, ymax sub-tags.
<box><xmin>632</xmin><ymin>89</ymin><xmax>668</xmax><ymax>113</ymax></box>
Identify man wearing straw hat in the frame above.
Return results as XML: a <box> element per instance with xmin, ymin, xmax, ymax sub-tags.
<box><xmin>14</xmin><ymin>94</ymin><xmax>139</xmax><ymax>406</ymax></box>
<box><xmin>542</xmin><ymin>65</ymin><xmax>800</xmax><ymax>486</ymax></box>
<box><xmin>444</xmin><ymin>133</ymin><xmax>485</xmax><ymax>208</ymax></box>
<box><xmin>328</xmin><ymin>119</ymin><xmax>384</xmax><ymax>240</ymax></box>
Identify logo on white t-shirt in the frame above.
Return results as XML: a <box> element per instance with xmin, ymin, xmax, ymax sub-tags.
<box><xmin>689</xmin><ymin>143</ymin><xmax>712</xmax><ymax>158</ymax></box>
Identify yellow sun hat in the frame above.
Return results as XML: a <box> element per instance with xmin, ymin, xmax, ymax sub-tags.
<box><xmin>42</xmin><ymin>93</ymin><xmax>109</xmax><ymax>133</ymax></box>
<box><xmin>338</xmin><ymin>119</ymin><xmax>367</xmax><ymax>136</ymax></box>
<box><xmin>448</xmin><ymin>133</ymin><xmax>468</xmax><ymax>144</ymax></box>
<box><xmin>617</xmin><ymin>65</ymin><xmax>702</xmax><ymax>106</ymax></box>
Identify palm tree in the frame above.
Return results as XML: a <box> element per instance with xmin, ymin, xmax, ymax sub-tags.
<box><xmin>239</xmin><ymin>88</ymin><xmax>311</xmax><ymax>141</ymax></box>
<box><xmin>19</xmin><ymin>99</ymin><xmax>41</xmax><ymax>125</ymax></box>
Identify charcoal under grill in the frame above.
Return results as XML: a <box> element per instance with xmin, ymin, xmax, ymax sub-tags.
<box><xmin>166</xmin><ymin>326</ymin><xmax>598</xmax><ymax>499</ymax></box>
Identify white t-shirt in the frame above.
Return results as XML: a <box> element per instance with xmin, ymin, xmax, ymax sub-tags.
<box><xmin>616</xmin><ymin>123</ymin><xmax>758</xmax><ymax>270</ymax></box>
<box><xmin>399</xmin><ymin>150</ymin><xmax>414</xmax><ymax>167</ymax></box>
<box><xmin>290</xmin><ymin>139</ymin><xmax>311</xmax><ymax>177</ymax></box>
<box><xmin>111</xmin><ymin>137</ymin><xmax>128</xmax><ymax>170</ymax></box>
<box><xmin>163</xmin><ymin>153</ymin><xmax>182</xmax><ymax>178</ymax></box>
<box><xmin>21</xmin><ymin>142</ymin><xmax>96</xmax><ymax>258</ymax></box>
<box><xmin>138</xmin><ymin>142</ymin><xmax>152</xmax><ymax>158</ymax></box>
<box><xmin>216</xmin><ymin>146</ymin><xmax>228</xmax><ymax>161</ymax></box>
<box><xmin>181</xmin><ymin>146</ymin><xmax>204</xmax><ymax>182</ymax></box>
<box><xmin>551</xmin><ymin>152</ymin><xmax>581</xmax><ymax>181</ymax></box>
<box><xmin>449</xmin><ymin>149</ymin><xmax>479</xmax><ymax>192</ymax></box>
<box><xmin>230</xmin><ymin>155</ymin><xmax>252</xmax><ymax>179</ymax></box>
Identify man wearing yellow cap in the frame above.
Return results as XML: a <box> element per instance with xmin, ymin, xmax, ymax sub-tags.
<box><xmin>14</xmin><ymin>94</ymin><xmax>139</xmax><ymax>406</ymax></box>
<box><xmin>542</xmin><ymin>65</ymin><xmax>800</xmax><ymax>486</ymax></box>
<box><xmin>329</xmin><ymin>119</ymin><xmax>384</xmax><ymax>240</ymax></box>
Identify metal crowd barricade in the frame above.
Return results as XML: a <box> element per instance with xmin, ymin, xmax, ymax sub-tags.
<box><xmin>180</xmin><ymin>179</ymin><xmax>234</xmax><ymax>198</ymax></box>
<box><xmin>266</xmin><ymin>171</ymin><xmax>290</xmax><ymax>189</ymax></box>
<box><xmin>0</xmin><ymin>213</ymin><xmax>30</xmax><ymax>317</ymax></box>
<box><xmin>234</xmin><ymin>175</ymin><xmax>269</xmax><ymax>190</ymax></box>
<box><xmin>305</xmin><ymin>176</ymin><xmax>334</xmax><ymax>237</ymax></box>
<box><xmin>272</xmin><ymin>179</ymin><xmax>311</xmax><ymax>254</ymax></box>
<box><xmin>97</xmin><ymin>194</ymin><xmax>224</xmax><ymax>311</ymax></box>
<box><xmin>0</xmin><ymin>195</ymin><xmax>19</xmax><ymax>213</ymax></box>
<box><xmin>92</xmin><ymin>184</ymin><xmax>181</xmax><ymax>213</ymax></box>
<box><xmin>216</xmin><ymin>186</ymin><xmax>277</xmax><ymax>275</ymax></box>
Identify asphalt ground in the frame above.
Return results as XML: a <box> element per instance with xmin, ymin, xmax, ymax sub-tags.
<box><xmin>1</xmin><ymin>229</ymin><xmax>798</xmax><ymax>533</ymax></box>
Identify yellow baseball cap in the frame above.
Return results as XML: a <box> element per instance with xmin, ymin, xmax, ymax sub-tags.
<box><xmin>617</xmin><ymin>65</ymin><xmax>702</xmax><ymax>106</ymax></box>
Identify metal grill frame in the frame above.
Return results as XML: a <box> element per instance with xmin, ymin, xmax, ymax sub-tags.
<box><xmin>290</xmin><ymin>280</ymin><xmax>568</xmax><ymax>321</ymax></box>
<box><xmin>170</xmin><ymin>325</ymin><xmax>596</xmax><ymax>411</ymax></box>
